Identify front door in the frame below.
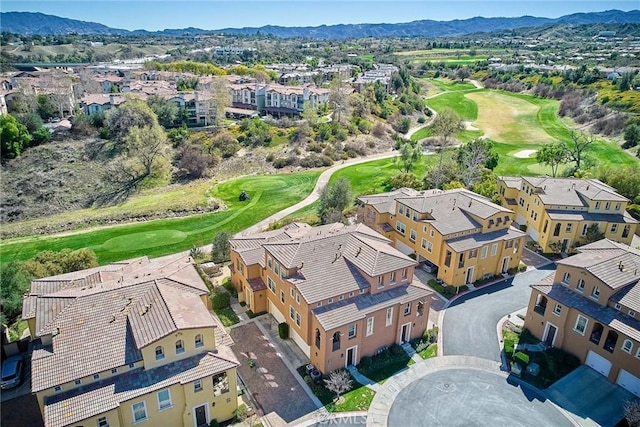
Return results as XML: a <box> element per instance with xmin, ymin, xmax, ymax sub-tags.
<box><xmin>401</xmin><ymin>323</ymin><xmax>411</xmax><ymax>343</ymax></box>
<box><xmin>561</xmin><ymin>239</ymin><xmax>570</xmax><ymax>253</ymax></box>
<box><xmin>194</xmin><ymin>405</ymin><xmax>207</xmax><ymax>427</ymax></box>
<box><xmin>501</xmin><ymin>257</ymin><xmax>510</xmax><ymax>274</ymax></box>
<box><xmin>544</xmin><ymin>323</ymin><xmax>557</xmax><ymax>347</ymax></box>
<box><xmin>465</xmin><ymin>266</ymin><xmax>475</xmax><ymax>284</ymax></box>
<box><xmin>345</xmin><ymin>346</ymin><xmax>357</xmax><ymax>367</ymax></box>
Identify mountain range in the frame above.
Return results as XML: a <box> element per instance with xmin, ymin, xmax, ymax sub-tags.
<box><xmin>1</xmin><ymin>9</ymin><xmax>639</xmax><ymax>38</ymax></box>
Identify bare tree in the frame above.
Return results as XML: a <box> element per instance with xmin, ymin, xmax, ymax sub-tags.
<box><xmin>624</xmin><ymin>399</ymin><xmax>640</xmax><ymax>427</ymax></box>
<box><xmin>324</xmin><ymin>369</ymin><xmax>353</xmax><ymax>401</ymax></box>
<box><xmin>430</xmin><ymin>108</ymin><xmax>462</xmax><ymax>188</ymax></box>
<box><xmin>329</xmin><ymin>77</ymin><xmax>350</xmax><ymax>124</ymax></box>
<box><xmin>457</xmin><ymin>138</ymin><xmax>492</xmax><ymax>188</ymax></box>
<box><xmin>564</xmin><ymin>131</ymin><xmax>595</xmax><ymax>171</ymax></box>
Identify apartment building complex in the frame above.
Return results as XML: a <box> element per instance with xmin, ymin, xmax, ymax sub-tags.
<box><xmin>22</xmin><ymin>255</ymin><xmax>239</xmax><ymax>427</ymax></box>
<box><xmin>498</xmin><ymin>176</ymin><xmax>637</xmax><ymax>253</ymax></box>
<box><xmin>229</xmin><ymin>222</ymin><xmax>432</xmax><ymax>374</ymax></box>
<box><xmin>523</xmin><ymin>239</ymin><xmax>640</xmax><ymax>397</ymax></box>
<box><xmin>357</xmin><ymin>188</ymin><xmax>526</xmax><ymax>287</ymax></box>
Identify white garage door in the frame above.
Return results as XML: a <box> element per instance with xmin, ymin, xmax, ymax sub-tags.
<box><xmin>617</xmin><ymin>369</ymin><xmax>640</xmax><ymax>397</ymax></box>
<box><xmin>585</xmin><ymin>350</ymin><xmax>612</xmax><ymax>377</ymax></box>
<box><xmin>269</xmin><ymin>300</ymin><xmax>285</xmax><ymax>324</ymax></box>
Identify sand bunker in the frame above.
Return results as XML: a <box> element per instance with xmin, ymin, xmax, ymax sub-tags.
<box><xmin>513</xmin><ymin>149</ymin><xmax>538</xmax><ymax>158</ymax></box>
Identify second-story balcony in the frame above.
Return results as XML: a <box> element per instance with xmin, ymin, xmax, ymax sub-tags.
<box><xmin>533</xmin><ymin>304</ymin><xmax>546</xmax><ymax>316</ymax></box>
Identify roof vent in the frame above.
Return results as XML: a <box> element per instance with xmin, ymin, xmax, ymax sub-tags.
<box><xmin>586</xmin><ymin>185</ymin><xmax>590</xmax><ymax>191</ymax></box>
<box><xmin>619</xmin><ymin>261</ymin><xmax>624</xmax><ymax>271</ymax></box>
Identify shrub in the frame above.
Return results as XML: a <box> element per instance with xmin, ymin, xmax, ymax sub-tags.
<box><xmin>514</xmin><ymin>351</ymin><xmax>530</xmax><ymax>366</ymax></box>
<box><xmin>209</xmin><ymin>419</ymin><xmax>219</xmax><ymax>427</ymax></box>
<box><xmin>211</xmin><ymin>290</ymin><xmax>230</xmax><ymax>310</ymax></box>
<box><xmin>278</xmin><ymin>322</ymin><xmax>289</xmax><ymax>339</ymax></box>
<box><xmin>520</xmin><ymin>224</ymin><xmax>527</xmax><ymax>232</ymax></box>
<box><xmin>359</xmin><ymin>356</ymin><xmax>373</xmax><ymax>370</ymax></box>
<box><xmin>239</xmin><ymin>301</ymin><xmax>246</xmax><ymax>307</ymax></box>
<box><xmin>390</xmin><ymin>343</ymin><xmax>404</xmax><ymax>356</ymax></box>
<box><xmin>247</xmin><ymin>310</ymin><xmax>267</xmax><ymax>319</ymax></box>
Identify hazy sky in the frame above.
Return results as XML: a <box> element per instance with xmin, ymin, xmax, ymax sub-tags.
<box><xmin>1</xmin><ymin>1</ymin><xmax>637</xmax><ymax>31</ymax></box>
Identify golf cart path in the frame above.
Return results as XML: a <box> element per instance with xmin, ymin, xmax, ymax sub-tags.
<box><xmin>237</xmin><ymin>150</ymin><xmax>400</xmax><ymax>236</ymax></box>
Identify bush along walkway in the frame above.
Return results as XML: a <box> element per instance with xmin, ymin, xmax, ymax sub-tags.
<box><xmin>346</xmin><ymin>366</ymin><xmax>381</xmax><ymax>392</ymax></box>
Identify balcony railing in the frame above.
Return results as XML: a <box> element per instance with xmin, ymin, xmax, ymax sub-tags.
<box><xmin>604</xmin><ymin>340</ymin><xmax>616</xmax><ymax>353</ymax></box>
<box><xmin>590</xmin><ymin>332</ymin><xmax>602</xmax><ymax>345</ymax></box>
<box><xmin>533</xmin><ymin>305</ymin><xmax>546</xmax><ymax>316</ymax></box>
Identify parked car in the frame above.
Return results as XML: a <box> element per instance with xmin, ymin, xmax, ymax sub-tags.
<box><xmin>0</xmin><ymin>355</ymin><xmax>24</xmax><ymax>389</ymax></box>
<box><xmin>422</xmin><ymin>261</ymin><xmax>438</xmax><ymax>274</ymax></box>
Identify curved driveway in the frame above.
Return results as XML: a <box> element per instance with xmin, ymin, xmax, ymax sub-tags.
<box><xmin>442</xmin><ymin>265</ymin><xmax>556</xmax><ymax>362</ymax></box>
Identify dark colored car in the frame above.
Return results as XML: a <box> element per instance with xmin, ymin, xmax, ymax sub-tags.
<box><xmin>0</xmin><ymin>355</ymin><xmax>24</xmax><ymax>389</ymax></box>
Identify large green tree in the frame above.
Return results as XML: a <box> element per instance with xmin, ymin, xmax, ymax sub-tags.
<box><xmin>0</xmin><ymin>262</ymin><xmax>31</xmax><ymax>325</ymax></box>
<box><xmin>318</xmin><ymin>177</ymin><xmax>353</xmax><ymax>224</ymax></box>
<box><xmin>146</xmin><ymin>95</ymin><xmax>178</xmax><ymax>128</ymax></box>
<box><xmin>430</xmin><ymin>108</ymin><xmax>462</xmax><ymax>189</ymax></box>
<box><xmin>104</xmin><ymin>97</ymin><xmax>158</xmax><ymax>144</ymax></box>
<box><xmin>396</xmin><ymin>141</ymin><xmax>422</xmax><ymax>173</ymax></box>
<box><xmin>0</xmin><ymin>114</ymin><xmax>31</xmax><ymax>158</ymax></box>
<box><xmin>536</xmin><ymin>142</ymin><xmax>568</xmax><ymax>177</ymax></box>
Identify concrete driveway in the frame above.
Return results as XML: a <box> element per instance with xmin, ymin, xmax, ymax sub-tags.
<box><xmin>546</xmin><ymin>366</ymin><xmax>639</xmax><ymax>427</ymax></box>
<box><xmin>442</xmin><ymin>265</ymin><xmax>556</xmax><ymax>362</ymax></box>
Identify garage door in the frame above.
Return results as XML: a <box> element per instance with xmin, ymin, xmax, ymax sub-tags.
<box><xmin>617</xmin><ymin>369</ymin><xmax>640</xmax><ymax>397</ymax></box>
<box><xmin>585</xmin><ymin>350</ymin><xmax>612</xmax><ymax>377</ymax></box>
<box><xmin>269</xmin><ymin>300</ymin><xmax>285</xmax><ymax>324</ymax></box>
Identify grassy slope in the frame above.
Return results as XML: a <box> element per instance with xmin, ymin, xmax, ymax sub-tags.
<box><xmin>0</xmin><ymin>172</ymin><xmax>320</xmax><ymax>265</ymax></box>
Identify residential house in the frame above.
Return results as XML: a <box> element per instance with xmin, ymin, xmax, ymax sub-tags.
<box><xmin>229</xmin><ymin>222</ymin><xmax>432</xmax><ymax>374</ymax></box>
<box><xmin>22</xmin><ymin>255</ymin><xmax>240</xmax><ymax>427</ymax></box>
<box><xmin>523</xmin><ymin>239</ymin><xmax>640</xmax><ymax>397</ymax></box>
<box><xmin>357</xmin><ymin>188</ymin><xmax>526</xmax><ymax>286</ymax></box>
<box><xmin>263</xmin><ymin>84</ymin><xmax>329</xmax><ymax>117</ymax></box>
<box><xmin>79</xmin><ymin>93</ymin><xmax>128</xmax><ymax>115</ymax></box>
<box><xmin>497</xmin><ymin>176</ymin><xmax>637</xmax><ymax>253</ymax></box>
<box><xmin>352</xmin><ymin>64</ymin><xmax>399</xmax><ymax>93</ymax></box>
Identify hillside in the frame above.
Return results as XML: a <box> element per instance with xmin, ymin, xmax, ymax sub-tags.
<box><xmin>1</xmin><ymin>10</ymin><xmax>639</xmax><ymax>38</ymax></box>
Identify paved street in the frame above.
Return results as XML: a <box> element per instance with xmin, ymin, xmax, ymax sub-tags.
<box><xmin>388</xmin><ymin>368</ymin><xmax>572</xmax><ymax>427</ymax></box>
<box><xmin>442</xmin><ymin>265</ymin><xmax>556</xmax><ymax>362</ymax></box>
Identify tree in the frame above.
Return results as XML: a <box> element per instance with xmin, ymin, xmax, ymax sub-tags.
<box><xmin>318</xmin><ymin>177</ymin><xmax>353</xmax><ymax>224</ymax></box>
<box><xmin>147</xmin><ymin>95</ymin><xmax>178</xmax><ymax>128</ymax></box>
<box><xmin>177</xmin><ymin>143</ymin><xmax>213</xmax><ymax>178</ymax></box>
<box><xmin>36</xmin><ymin>94</ymin><xmax>58</xmax><ymax>120</ymax></box>
<box><xmin>104</xmin><ymin>97</ymin><xmax>158</xmax><ymax>144</ymax></box>
<box><xmin>624</xmin><ymin>399</ymin><xmax>640</xmax><ymax>427</ymax></box>
<box><xmin>455</xmin><ymin>138</ymin><xmax>498</xmax><ymax>188</ymax></box>
<box><xmin>536</xmin><ymin>142</ymin><xmax>568</xmax><ymax>177</ymax></box>
<box><xmin>389</xmin><ymin>172</ymin><xmax>422</xmax><ymax>190</ymax></box>
<box><xmin>564</xmin><ymin>131</ymin><xmax>594</xmax><ymax>171</ymax></box>
<box><xmin>301</xmin><ymin>101</ymin><xmax>319</xmax><ymax>126</ymax></box>
<box><xmin>122</xmin><ymin>124</ymin><xmax>170</xmax><ymax>178</ymax></box>
<box><xmin>456</xmin><ymin>67</ymin><xmax>471</xmax><ymax>82</ymax></box>
<box><xmin>430</xmin><ymin>108</ymin><xmax>462</xmax><ymax>188</ymax></box>
<box><xmin>328</xmin><ymin>77</ymin><xmax>350</xmax><ymax>124</ymax></box>
<box><xmin>396</xmin><ymin>141</ymin><xmax>422</xmax><ymax>173</ymax></box>
<box><xmin>324</xmin><ymin>369</ymin><xmax>353</xmax><ymax>401</ymax></box>
<box><xmin>1</xmin><ymin>114</ymin><xmax>31</xmax><ymax>158</ymax></box>
<box><xmin>583</xmin><ymin>224</ymin><xmax>605</xmax><ymax>244</ymax></box>
<box><xmin>15</xmin><ymin>112</ymin><xmax>44</xmax><ymax>134</ymax></box>
<box><xmin>623</xmin><ymin>122</ymin><xmax>640</xmax><ymax>149</ymax></box>
<box><xmin>21</xmin><ymin>248</ymin><xmax>98</xmax><ymax>280</ymax></box>
<box><xmin>472</xmin><ymin>170</ymin><xmax>500</xmax><ymax>203</ymax></box>
<box><xmin>200</xmin><ymin>76</ymin><xmax>231</xmax><ymax>126</ymax></box>
<box><xmin>211</xmin><ymin>231</ymin><xmax>232</xmax><ymax>263</ymax></box>
<box><xmin>0</xmin><ymin>262</ymin><xmax>31</xmax><ymax>325</ymax></box>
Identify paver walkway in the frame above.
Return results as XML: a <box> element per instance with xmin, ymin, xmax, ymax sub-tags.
<box><xmin>229</xmin><ymin>322</ymin><xmax>319</xmax><ymax>423</ymax></box>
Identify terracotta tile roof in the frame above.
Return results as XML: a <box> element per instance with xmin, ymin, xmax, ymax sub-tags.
<box><xmin>21</xmin><ymin>295</ymin><xmax>37</xmax><ymax>320</ymax></box>
<box><xmin>557</xmin><ymin>240</ymin><xmax>640</xmax><ymax>290</ymax></box>
<box><xmin>247</xmin><ymin>277</ymin><xmax>267</xmax><ymax>291</ymax></box>
<box><xmin>312</xmin><ymin>281</ymin><xmax>432</xmax><ymax>331</ymax></box>
<box><xmin>43</xmin><ymin>350</ymin><xmax>239</xmax><ymax>427</ymax></box>
<box><xmin>532</xmin><ymin>279</ymin><xmax>640</xmax><ymax>342</ymax></box>
<box><xmin>28</xmin><ymin>256</ymin><xmax>214</xmax><ymax>393</ymax></box>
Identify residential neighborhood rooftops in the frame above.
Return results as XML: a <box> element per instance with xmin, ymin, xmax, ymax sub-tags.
<box><xmin>502</xmin><ymin>176</ymin><xmax>629</xmax><ymax>205</ymax></box>
<box><xmin>43</xmin><ymin>349</ymin><xmax>239</xmax><ymax>427</ymax></box>
<box><xmin>312</xmin><ymin>281</ymin><xmax>432</xmax><ymax>331</ymax></box>
<box><xmin>545</xmin><ymin>210</ymin><xmax>637</xmax><ymax>223</ymax></box>
<box><xmin>556</xmin><ymin>239</ymin><xmax>640</xmax><ymax>290</ymax></box>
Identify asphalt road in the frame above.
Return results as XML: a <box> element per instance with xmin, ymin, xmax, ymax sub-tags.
<box><xmin>388</xmin><ymin>369</ymin><xmax>572</xmax><ymax>427</ymax></box>
<box><xmin>442</xmin><ymin>265</ymin><xmax>556</xmax><ymax>362</ymax></box>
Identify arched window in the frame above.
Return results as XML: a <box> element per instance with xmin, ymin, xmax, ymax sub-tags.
<box><xmin>155</xmin><ymin>346</ymin><xmax>165</xmax><ymax>360</ymax></box>
<box><xmin>622</xmin><ymin>339</ymin><xmax>633</xmax><ymax>354</ymax></box>
<box><xmin>332</xmin><ymin>332</ymin><xmax>340</xmax><ymax>352</ymax></box>
<box><xmin>315</xmin><ymin>329</ymin><xmax>321</xmax><ymax>349</ymax></box>
<box><xmin>577</xmin><ymin>279</ymin><xmax>585</xmax><ymax>291</ymax></box>
<box><xmin>175</xmin><ymin>340</ymin><xmax>184</xmax><ymax>354</ymax></box>
<box><xmin>195</xmin><ymin>334</ymin><xmax>203</xmax><ymax>348</ymax></box>
<box><xmin>562</xmin><ymin>272</ymin><xmax>571</xmax><ymax>285</ymax></box>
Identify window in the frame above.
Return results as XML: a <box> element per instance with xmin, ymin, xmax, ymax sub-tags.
<box><xmin>93</xmin><ymin>374</ymin><xmax>100</xmax><ymax>380</ymax></box>
<box><xmin>174</xmin><ymin>339</ymin><xmax>184</xmax><ymax>355</ymax></box>
<box><xmin>280</xmin><ymin>290</ymin><xmax>285</xmax><ymax>303</ymax></box>
<box><xmin>611</xmin><ymin>224</ymin><xmax>618</xmax><ymax>234</ymax></box>
<box><xmin>315</xmin><ymin>329</ymin><xmax>321</xmax><ymax>349</ymax></box>
<box><xmin>290</xmin><ymin>306</ymin><xmax>295</xmax><ymax>320</ymax></box>
<box><xmin>458</xmin><ymin>253</ymin><xmax>465</xmax><ymax>268</ymax></box>
<box><xmin>615</xmin><ymin>203</ymin><xmax>621</xmax><ymax>211</ymax></box>
<box><xmin>591</xmin><ymin>286</ymin><xmax>600</xmax><ymax>300</ymax></box>
<box><xmin>417</xmin><ymin>301</ymin><xmax>424</xmax><ymax>317</ymax></box>
<box><xmin>409</xmin><ymin>229</ymin><xmax>417</xmax><ymax>242</ymax></box>
<box><xmin>155</xmin><ymin>346</ymin><xmax>165</xmax><ymax>360</ymax></box>
<box><xmin>623</xmin><ymin>225</ymin><xmax>631</xmax><ymax>238</ymax></box>
<box><xmin>132</xmin><ymin>401</ymin><xmax>148</xmax><ymax>423</ymax></box>
<box><xmin>605</xmin><ymin>202</ymin><xmax>610</xmax><ymax>210</ymax></box>
<box><xmin>427</xmin><ymin>241</ymin><xmax>433</xmax><ymax>253</ymax></box>
<box><xmin>386</xmin><ymin>307</ymin><xmax>393</xmax><ymax>326</ymax></box>
<box><xmin>491</xmin><ymin>243</ymin><xmax>498</xmax><ymax>257</ymax></box>
<box><xmin>404</xmin><ymin>302</ymin><xmax>411</xmax><ymax>316</ymax></box>
<box><xmin>401</xmin><ymin>268</ymin><xmax>407</xmax><ymax>281</ymax></box>
<box><xmin>405</xmin><ymin>208</ymin><xmax>410</xmax><ymax>218</ymax></box>
<box><xmin>328</xmin><ymin>298</ymin><xmax>333</xmax><ymax>303</ymax></box>
<box><xmin>296</xmin><ymin>293</ymin><xmax>300</xmax><ymax>304</ymax></box>
<box><xmin>98</xmin><ymin>417</ymin><xmax>109</xmax><ymax>427</ymax></box>
<box><xmin>399</xmin><ymin>205</ymin><xmax>404</xmax><ymax>215</ymax></box>
<box><xmin>348</xmin><ymin>324</ymin><xmax>357</xmax><ymax>339</ymax></box>
<box><xmin>157</xmin><ymin>389</ymin><xmax>172</xmax><ymax>410</ymax></box>
<box><xmin>267</xmin><ymin>277</ymin><xmax>276</xmax><ymax>293</ymax></box>
<box><xmin>75</xmin><ymin>379</ymin><xmax>82</xmax><ymax>386</ymax></box>
<box><xmin>195</xmin><ymin>334</ymin><xmax>203</xmax><ymax>348</ymax></box>
<box><xmin>396</xmin><ymin>221</ymin><xmax>406</xmax><ymax>234</ymax></box>
<box><xmin>444</xmin><ymin>251</ymin><xmax>452</xmax><ymax>267</ymax></box>
<box><xmin>468</xmin><ymin>248</ymin><xmax>478</xmax><ymax>259</ymax></box>
<box><xmin>630</xmin><ymin>311</ymin><xmax>636</xmax><ymax>318</ymax></box>
<box><xmin>614</xmin><ymin>303</ymin><xmax>621</xmax><ymax>310</ymax></box>
<box><xmin>54</xmin><ymin>385</ymin><xmax>62</xmax><ymax>393</ymax></box>
<box><xmin>378</xmin><ymin>275</ymin><xmax>384</xmax><ymax>289</ymax></box>
<box><xmin>430</xmin><ymin>229</ymin><xmax>434</xmax><ymax>238</ymax></box>
<box><xmin>421</xmin><ymin>238</ymin><xmax>427</xmax><ymax>249</ymax></box>
<box><xmin>413</xmin><ymin>212</ymin><xmax>418</xmax><ymax>221</ymax></box>
<box><xmin>581</xmin><ymin>224</ymin><xmax>588</xmax><ymax>236</ymax></box>
<box><xmin>129</xmin><ymin>363</ymin><xmax>136</xmax><ymax>369</ymax></box>
<box><xmin>332</xmin><ymin>332</ymin><xmax>341</xmax><ymax>351</ymax></box>
<box><xmin>317</xmin><ymin>301</ymin><xmax>322</xmax><ymax>307</ymax></box>
<box><xmin>267</xmin><ymin>257</ymin><xmax>272</xmax><ymax>269</ymax></box>
<box><xmin>274</xmin><ymin>264</ymin><xmax>279</xmax><ymax>275</ymax></box>
<box><xmin>562</xmin><ymin>272</ymin><xmax>571</xmax><ymax>285</ymax></box>
<box><xmin>339</xmin><ymin>295</ymin><xmax>344</xmax><ymax>301</ymax></box>
<box><xmin>577</xmin><ymin>279</ymin><xmax>585</xmax><ymax>291</ymax></box>
<box><xmin>505</xmin><ymin>240</ymin><xmax>514</xmax><ymax>249</ymax></box>
<box><xmin>543</xmin><ymin>220</ymin><xmax>548</xmax><ymax>233</ymax></box>
<box><xmin>390</xmin><ymin>271</ymin><xmax>396</xmax><ymax>285</ymax></box>
<box><xmin>574</xmin><ymin>315</ymin><xmax>588</xmax><ymax>335</ymax></box>
<box><xmin>595</xmin><ymin>201</ymin><xmax>601</xmax><ymax>209</ymax></box>
<box><xmin>553</xmin><ymin>303</ymin><xmax>562</xmax><ymax>316</ymax></box>
<box><xmin>481</xmin><ymin>246</ymin><xmax>487</xmax><ymax>259</ymax></box>
<box><xmin>622</xmin><ymin>340</ymin><xmax>633</xmax><ymax>354</ymax></box>
<box><xmin>111</xmin><ymin>368</ymin><xmax>118</xmax><ymax>374</ymax></box>
<box><xmin>296</xmin><ymin>313</ymin><xmax>301</xmax><ymax>327</ymax></box>
<box><xmin>366</xmin><ymin>317</ymin><xmax>374</xmax><ymax>336</ymax></box>
<box><xmin>636</xmin><ymin>348</ymin><xmax>640</xmax><ymax>359</ymax></box>
<box><xmin>290</xmin><ymin>287</ymin><xmax>295</xmax><ymax>298</ymax></box>
<box><xmin>194</xmin><ymin>379</ymin><xmax>203</xmax><ymax>392</ymax></box>
<box><xmin>565</xmin><ymin>223</ymin><xmax>573</xmax><ymax>233</ymax></box>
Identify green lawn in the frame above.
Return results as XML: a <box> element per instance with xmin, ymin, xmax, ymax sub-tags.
<box><xmin>428</xmin><ymin>79</ymin><xmax>477</xmax><ymax>92</ymax></box>
<box><xmin>214</xmin><ymin>307</ymin><xmax>240</xmax><ymax>327</ymax></box>
<box><xmin>418</xmin><ymin>343</ymin><xmax>438</xmax><ymax>359</ymax></box>
<box><xmin>427</xmin><ymin>91</ymin><xmax>480</xmax><ymax>121</ymax></box>
<box><xmin>0</xmin><ymin>172</ymin><xmax>320</xmax><ymax>265</ymax></box>
<box><xmin>357</xmin><ymin>345</ymin><xmax>412</xmax><ymax>384</ymax></box>
<box><xmin>296</xmin><ymin>367</ymin><xmax>375</xmax><ymax>412</ymax></box>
